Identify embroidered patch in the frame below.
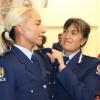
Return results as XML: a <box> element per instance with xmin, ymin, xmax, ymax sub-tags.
<box><xmin>0</xmin><ymin>67</ymin><xmax>6</xmax><ymax>82</ymax></box>
<box><xmin>96</xmin><ymin>65</ymin><xmax>100</xmax><ymax>75</ymax></box>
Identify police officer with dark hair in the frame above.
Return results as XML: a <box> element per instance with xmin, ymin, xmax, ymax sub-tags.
<box><xmin>52</xmin><ymin>33</ymin><xmax>63</xmax><ymax>51</ymax></box>
<box><xmin>0</xmin><ymin>7</ymin><xmax>52</xmax><ymax>100</ymax></box>
<box><xmin>49</xmin><ymin>18</ymin><xmax>100</xmax><ymax>100</ymax></box>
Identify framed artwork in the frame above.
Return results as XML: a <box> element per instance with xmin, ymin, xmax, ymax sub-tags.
<box><xmin>0</xmin><ymin>0</ymin><xmax>48</xmax><ymax>18</ymax></box>
<box><xmin>18</xmin><ymin>0</ymin><xmax>48</xmax><ymax>9</ymax></box>
<box><xmin>0</xmin><ymin>0</ymin><xmax>13</xmax><ymax>18</ymax></box>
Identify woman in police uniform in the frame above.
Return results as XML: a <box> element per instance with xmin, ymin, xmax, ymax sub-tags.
<box><xmin>49</xmin><ymin>18</ymin><xmax>100</xmax><ymax>100</ymax></box>
<box><xmin>0</xmin><ymin>7</ymin><xmax>51</xmax><ymax>100</ymax></box>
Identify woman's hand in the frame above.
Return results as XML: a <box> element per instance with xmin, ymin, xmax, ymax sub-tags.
<box><xmin>47</xmin><ymin>49</ymin><xmax>66</xmax><ymax>71</ymax></box>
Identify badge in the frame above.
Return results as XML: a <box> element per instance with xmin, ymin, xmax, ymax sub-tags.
<box><xmin>95</xmin><ymin>93</ymin><xmax>100</xmax><ymax>100</ymax></box>
<box><xmin>0</xmin><ymin>67</ymin><xmax>6</xmax><ymax>82</ymax></box>
<box><xmin>95</xmin><ymin>96</ymin><xmax>100</xmax><ymax>100</ymax></box>
<box><xmin>96</xmin><ymin>65</ymin><xmax>100</xmax><ymax>75</ymax></box>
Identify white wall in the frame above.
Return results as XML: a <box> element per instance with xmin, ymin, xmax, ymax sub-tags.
<box><xmin>38</xmin><ymin>0</ymin><xmax>100</xmax><ymax>57</ymax></box>
<box><xmin>0</xmin><ymin>0</ymin><xmax>100</xmax><ymax>57</ymax></box>
<box><xmin>38</xmin><ymin>0</ymin><xmax>97</xmax><ymax>26</ymax></box>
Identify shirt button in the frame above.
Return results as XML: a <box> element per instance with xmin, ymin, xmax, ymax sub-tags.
<box><xmin>48</xmin><ymin>82</ymin><xmax>51</xmax><ymax>85</ymax></box>
<box><xmin>30</xmin><ymin>89</ymin><xmax>34</xmax><ymax>93</ymax></box>
<box><xmin>53</xmin><ymin>81</ymin><xmax>56</xmax><ymax>84</ymax></box>
<box><xmin>46</xmin><ymin>71</ymin><xmax>51</xmax><ymax>75</ymax></box>
<box><xmin>51</xmin><ymin>95</ymin><xmax>54</xmax><ymax>99</ymax></box>
<box><xmin>43</xmin><ymin>84</ymin><xmax>47</xmax><ymax>89</ymax></box>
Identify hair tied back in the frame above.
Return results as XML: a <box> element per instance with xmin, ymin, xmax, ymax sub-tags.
<box><xmin>4</xmin><ymin>30</ymin><xmax>14</xmax><ymax>44</ymax></box>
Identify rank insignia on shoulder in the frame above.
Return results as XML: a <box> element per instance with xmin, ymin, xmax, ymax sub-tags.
<box><xmin>96</xmin><ymin>64</ymin><xmax>100</xmax><ymax>76</ymax></box>
<box><xmin>0</xmin><ymin>67</ymin><xmax>6</xmax><ymax>82</ymax></box>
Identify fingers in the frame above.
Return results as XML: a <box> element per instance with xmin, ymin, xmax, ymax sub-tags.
<box><xmin>50</xmin><ymin>49</ymin><xmax>66</xmax><ymax>70</ymax></box>
<box><xmin>51</xmin><ymin>55</ymin><xmax>56</xmax><ymax>63</ymax></box>
<box><xmin>52</xmin><ymin>49</ymin><xmax>59</xmax><ymax>53</ymax></box>
<box><xmin>46</xmin><ymin>49</ymin><xmax>63</xmax><ymax>64</ymax></box>
<box><xmin>46</xmin><ymin>53</ymin><xmax>51</xmax><ymax>58</ymax></box>
<box><xmin>46</xmin><ymin>53</ymin><xmax>56</xmax><ymax>63</ymax></box>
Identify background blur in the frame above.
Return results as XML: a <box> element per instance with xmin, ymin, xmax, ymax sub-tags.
<box><xmin>0</xmin><ymin>0</ymin><xmax>100</xmax><ymax>57</ymax></box>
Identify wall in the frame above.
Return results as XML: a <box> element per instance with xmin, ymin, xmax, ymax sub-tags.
<box><xmin>0</xmin><ymin>0</ymin><xmax>100</xmax><ymax>57</ymax></box>
<box><xmin>97</xmin><ymin>0</ymin><xmax>100</xmax><ymax>56</ymax></box>
<box><xmin>37</xmin><ymin>0</ymin><xmax>100</xmax><ymax>57</ymax></box>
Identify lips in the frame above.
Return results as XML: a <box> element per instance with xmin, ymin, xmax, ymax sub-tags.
<box><xmin>64</xmin><ymin>40</ymin><xmax>72</xmax><ymax>44</ymax></box>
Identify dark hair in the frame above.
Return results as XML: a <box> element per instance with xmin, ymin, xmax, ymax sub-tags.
<box><xmin>58</xmin><ymin>33</ymin><xmax>62</xmax><ymax>37</ymax></box>
<box><xmin>64</xmin><ymin>18</ymin><xmax>90</xmax><ymax>39</ymax></box>
<box><xmin>37</xmin><ymin>36</ymin><xmax>47</xmax><ymax>49</ymax></box>
<box><xmin>42</xmin><ymin>35</ymin><xmax>47</xmax><ymax>45</ymax></box>
<box><xmin>2</xmin><ymin>26</ymin><xmax>15</xmax><ymax>49</ymax></box>
<box><xmin>9</xmin><ymin>26</ymin><xmax>16</xmax><ymax>41</ymax></box>
<box><xmin>63</xmin><ymin>18</ymin><xmax>91</xmax><ymax>47</ymax></box>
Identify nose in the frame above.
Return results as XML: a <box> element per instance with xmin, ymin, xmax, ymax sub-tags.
<box><xmin>63</xmin><ymin>31</ymin><xmax>71</xmax><ymax>38</ymax></box>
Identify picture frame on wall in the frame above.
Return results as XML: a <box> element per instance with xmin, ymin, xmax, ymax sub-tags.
<box><xmin>0</xmin><ymin>0</ymin><xmax>48</xmax><ymax>19</ymax></box>
<box><xmin>19</xmin><ymin>0</ymin><xmax>48</xmax><ymax>9</ymax></box>
<box><xmin>0</xmin><ymin>0</ymin><xmax>13</xmax><ymax>18</ymax></box>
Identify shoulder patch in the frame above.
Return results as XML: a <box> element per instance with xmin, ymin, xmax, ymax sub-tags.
<box><xmin>96</xmin><ymin>64</ymin><xmax>100</xmax><ymax>76</ymax></box>
<box><xmin>0</xmin><ymin>67</ymin><xmax>6</xmax><ymax>82</ymax></box>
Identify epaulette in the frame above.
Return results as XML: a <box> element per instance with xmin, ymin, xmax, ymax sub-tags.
<box><xmin>84</xmin><ymin>55</ymin><xmax>100</xmax><ymax>62</ymax></box>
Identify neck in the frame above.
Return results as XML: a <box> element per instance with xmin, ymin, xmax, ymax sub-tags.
<box><xmin>15</xmin><ymin>40</ymin><xmax>35</xmax><ymax>52</ymax></box>
<box><xmin>64</xmin><ymin>49</ymin><xmax>80</xmax><ymax>56</ymax></box>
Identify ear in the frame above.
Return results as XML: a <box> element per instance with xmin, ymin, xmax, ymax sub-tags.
<box><xmin>80</xmin><ymin>38</ymin><xmax>87</xmax><ymax>47</ymax></box>
<box><xmin>15</xmin><ymin>24</ymin><xmax>24</xmax><ymax>35</ymax></box>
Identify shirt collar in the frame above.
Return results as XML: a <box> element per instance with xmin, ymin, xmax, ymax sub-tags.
<box><xmin>62</xmin><ymin>50</ymin><xmax>80</xmax><ymax>61</ymax></box>
<box><xmin>14</xmin><ymin>44</ymin><xmax>34</xmax><ymax>60</ymax></box>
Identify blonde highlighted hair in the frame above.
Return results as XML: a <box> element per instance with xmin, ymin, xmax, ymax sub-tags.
<box><xmin>4</xmin><ymin>7</ymin><xmax>33</xmax><ymax>32</ymax></box>
<box><xmin>1</xmin><ymin>7</ymin><xmax>37</xmax><ymax>54</ymax></box>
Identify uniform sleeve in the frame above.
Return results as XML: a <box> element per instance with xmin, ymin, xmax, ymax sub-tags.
<box><xmin>57</xmin><ymin>63</ymin><xmax>100</xmax><ymax>100</ymax></box>
<box><xmin>0</xmin><ymin>65</ymin><xmax>16</xmax><ymax>100</ymax></box>
<box><xmin>52</xmin><ymin>43</ymin><xmax>55</xmax><ymax>49</ymax></box>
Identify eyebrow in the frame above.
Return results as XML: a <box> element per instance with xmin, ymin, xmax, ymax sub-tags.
<box><xmin>71</xmin><ymin>29</ymin><xmax>78</xmax><ymax>32</ymax></box>
<box><xmin>64</xmin><ymin>29</ymin><xmax>78</xmax><ymax>32</ymax></box>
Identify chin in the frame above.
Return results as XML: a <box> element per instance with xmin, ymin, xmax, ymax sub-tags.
<box><xmin>37</xmin><ymin>42</ymin><xmax>42</xmax><ymax>46</ymax></box>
